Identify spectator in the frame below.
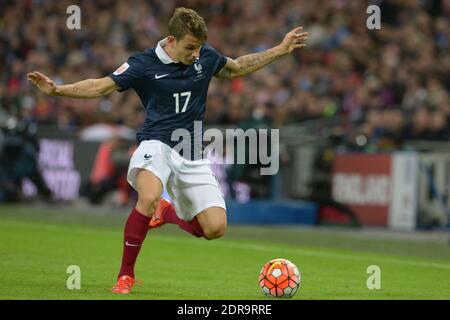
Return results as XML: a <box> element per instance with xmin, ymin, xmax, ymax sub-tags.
<box><xmin>0</xmin><ymin>0</ymin><xmax>447</xmax><ymax>140</ymax></box>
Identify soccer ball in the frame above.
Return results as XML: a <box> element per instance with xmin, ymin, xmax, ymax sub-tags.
<box><xmin>259</xmin><ymin>258</ymin><xmax>301</xmax><ymax>298</ymax></box>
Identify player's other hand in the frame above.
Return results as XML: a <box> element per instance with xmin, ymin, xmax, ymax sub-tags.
<box><xmin>27</xmin><ymin>71</ymin><xmax>57</xmax><ymax>96</ymax></box>
<box><xmin>278</xmin><ymin>27</ymin><xmax>308</xmax><ymax>55</ymax></box>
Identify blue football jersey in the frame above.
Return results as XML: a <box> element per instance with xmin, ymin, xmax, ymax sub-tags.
<box><xmin>109</xmin><ymin>39</ymin><xmax>227</xmax><ymax>160</ymax></box>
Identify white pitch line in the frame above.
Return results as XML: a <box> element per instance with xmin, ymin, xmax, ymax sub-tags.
<box><xmin>7</xmin><ymin>219</ymin><xmax>449</xmax><ymax>270</ymax></box>
<box><xmin>157</xmin><ymin>235</ymin><xmax>450</xmax><ymax>271</ymax></box>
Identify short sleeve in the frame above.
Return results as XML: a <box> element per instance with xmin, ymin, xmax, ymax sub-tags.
<box><xmin>214</xmin><ymin>54</ymin><xmax>228</xmax><ymax>76</ymax></box>
<box><xmin>203</xmin><ymin>44</ymin><xmax>228</xmax><ymax>76</ymax></box>
<box><xmin>109</xmin><ymin>55</ymin><xmax>145</xmax><ymax>92</ymax></box>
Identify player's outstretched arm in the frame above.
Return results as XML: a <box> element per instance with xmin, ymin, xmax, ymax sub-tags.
<box><xmin>215</xmin><ymin>27</ymin><xmax>308</xmax><ymax>79</ymax></box>
<box><xmin>27</xmin><ymin>71</ymin><xmax>118</xmax><ymax>98</ymax></box>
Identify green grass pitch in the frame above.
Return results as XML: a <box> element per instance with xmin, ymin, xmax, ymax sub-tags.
<box><xmin>0</xmin><ymin>204</ymin><xmax>450</xmax><ymax>300</ymax></box>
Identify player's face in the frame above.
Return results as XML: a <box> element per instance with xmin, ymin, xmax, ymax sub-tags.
<box><xmin>172</xmin><ymin>34</ymin><xmax>204</xmax><ymax>65</ymax></box>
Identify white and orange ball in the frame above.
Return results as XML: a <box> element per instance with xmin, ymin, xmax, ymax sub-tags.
<box><xmin>259</xmin><ymin>258</ymin><xmax>301</xmax><ymax>298</ymax></box>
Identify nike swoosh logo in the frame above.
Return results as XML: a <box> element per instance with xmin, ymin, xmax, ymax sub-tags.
<box><xmin>125</xmin><ymin>241</ymin><xmax>141</xmax><ymax>247</ymax></box>
<box><xmin>155</xmin><ymin>73</ymin><xmax>169</xmax><ymax>79</ymax></box>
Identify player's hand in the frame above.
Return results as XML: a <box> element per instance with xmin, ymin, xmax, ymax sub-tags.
<box><xmin>27</xmin><ymin>71</ymin><xmax>58</xmax><ymax>96</ymax></box>
<box><xmin>277</xmin><ymin>27</ymin><xmax>308</xmax><ymax>55</ymax></box>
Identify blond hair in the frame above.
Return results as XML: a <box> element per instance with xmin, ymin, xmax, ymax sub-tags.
<box><xmin>168</xmin><ymin>7</ymin><xmax>208</xmax><ymax>41</ymax></box>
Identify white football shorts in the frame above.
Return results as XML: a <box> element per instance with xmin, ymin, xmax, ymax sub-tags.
<box><xmin>127</xmin><ymin>140</ymin><xmax>226</xmax><ymax>221</ymax></box>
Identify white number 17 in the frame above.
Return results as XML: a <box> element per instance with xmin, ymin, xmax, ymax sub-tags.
<box><xmin>173</xmin><ymin>91</ymin><xmax>191</xmax><ymax>113</ymax></box>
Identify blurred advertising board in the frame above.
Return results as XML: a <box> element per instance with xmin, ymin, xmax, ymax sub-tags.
<box><xmin>23</xmin><ymin>134</ymin><xmax>100</xmax><ymax>201</ymax></box>
<box><xmin>332</xmin><ymin>152</ymin><xmax>419</xmax><ymax>230</ymax></box>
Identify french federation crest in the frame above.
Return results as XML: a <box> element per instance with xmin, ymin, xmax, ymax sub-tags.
<box><xmin>194</xmin><ymin>63</ymin><xmax>203</xmax><ymax>74</ymax></box>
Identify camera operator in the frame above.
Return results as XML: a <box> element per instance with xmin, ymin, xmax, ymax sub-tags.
<box><xmin>0</xmin><ymin>114</ymin><xmax>51</xmax><ymax>202</ymax></box>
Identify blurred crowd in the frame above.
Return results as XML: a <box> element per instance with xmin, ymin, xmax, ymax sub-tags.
<box><xmin>1</xmin><ymin>0</ymin><xmax>449</xmax><ymax>146</ymax></box>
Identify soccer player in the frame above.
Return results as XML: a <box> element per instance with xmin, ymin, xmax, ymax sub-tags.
<box><xmin>27</xmin><ymin>7</ymin><xmax>308</xmax><ymax>294</ymax></box>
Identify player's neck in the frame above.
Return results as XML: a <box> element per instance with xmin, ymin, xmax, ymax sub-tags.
<box><xmin>162</xmin><ymin>45</ymin><xmax>179</xmax><ymax>63</ymax></box>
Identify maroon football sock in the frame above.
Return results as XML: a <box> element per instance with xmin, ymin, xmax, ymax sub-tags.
<box><xmin>163</xmin><ymin>203</ymin><xmax>205</xmax><ymax>238</ymax></box>
<box><xmin>118</xmin><ymin>208</ymin><xmax>151</xmax><ymax>278</ymax></box>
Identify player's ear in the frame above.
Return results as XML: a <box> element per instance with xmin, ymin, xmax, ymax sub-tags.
<box><xmin>167</xmin><ymin>36</ymin><xmax>176</xmax><ymax>45</ymax></box>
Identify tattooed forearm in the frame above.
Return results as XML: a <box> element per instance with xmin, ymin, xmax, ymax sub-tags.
<box><xmin>216</xmin><ymin>46</ymin><xmax>286</xmax><ymax>79</ymax></box>
<box><xmin>215</xmin><ymin>66</ymin><xmax>234</xmax><ymax>79</ymax></box>
<box><xmin>236</xmin><ymin>48</ymin><xmax>284</xmax><ymax>75</ymax></box>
